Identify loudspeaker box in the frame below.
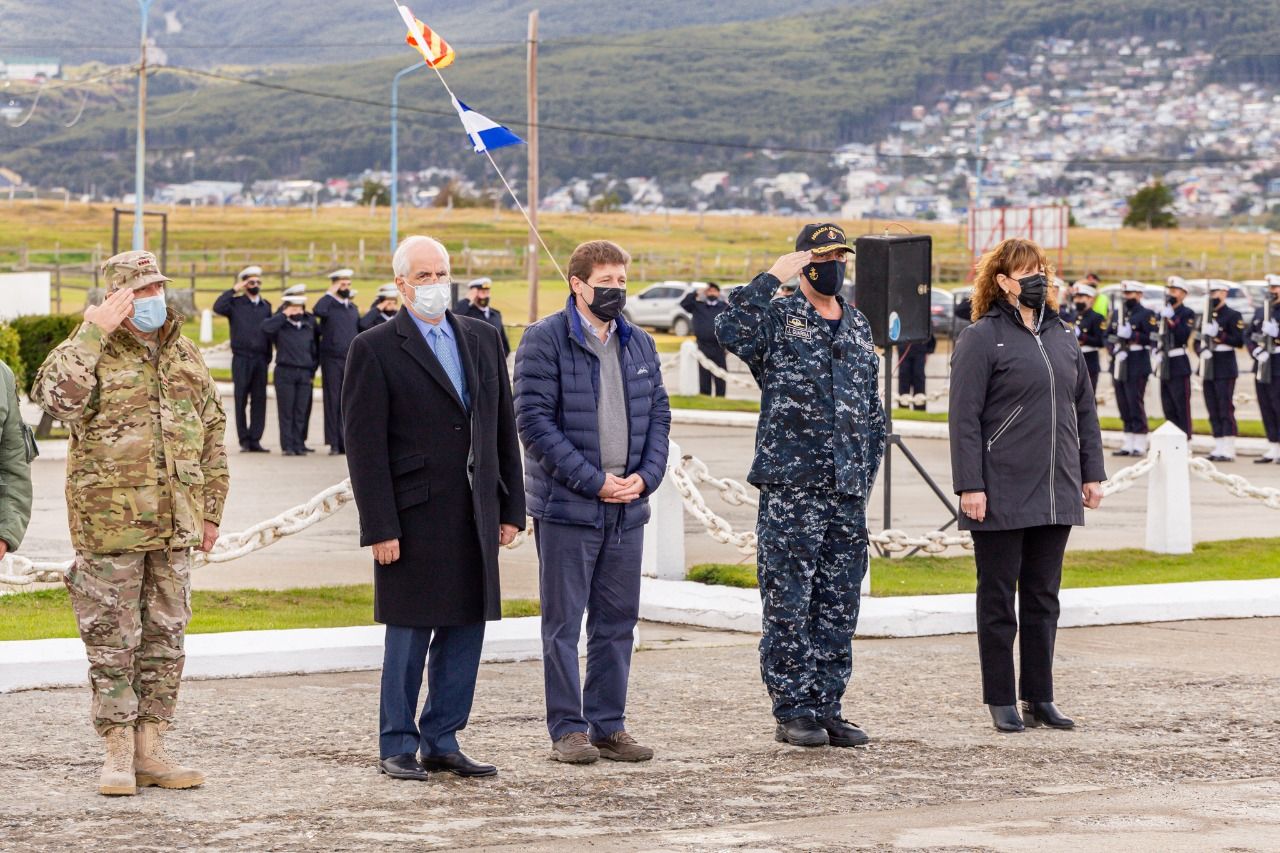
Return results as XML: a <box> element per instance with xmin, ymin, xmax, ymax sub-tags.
<box><xmin>854</xmin><ymin>234</ymin><xmax>932</xmax><ymax>347</ymax></box>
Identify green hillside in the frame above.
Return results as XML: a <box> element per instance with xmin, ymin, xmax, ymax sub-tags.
<box><xmin>4</xmin><ymin>0</ymin><xmax>1280</xmax><ymax>195</ymax></box>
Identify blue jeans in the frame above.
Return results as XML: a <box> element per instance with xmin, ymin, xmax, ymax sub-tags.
<box><xmin>379</xmin><ymin>622</ymin><xmax>485</xmax><ymax>758</ymax></box>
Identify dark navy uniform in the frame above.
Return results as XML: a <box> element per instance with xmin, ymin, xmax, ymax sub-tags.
<box><xmin>1074</xmin><ymin>308</ymin><xmax>1107</xmax><ymax>391</ymax></box>
<box><xmin>1197</xmin><ymin>302</ymin><xmax>1245</xmax><ymax>439</ymax></box>
<box><xmin>680</xmin><ymin>290</ymin><xmax>730</xmax><ymax>397</ymax></box>
<box><xmin>1249</xmin><ymin>302</ymin><xmax>1280</xmax><ymax>449</ymax></box>
<box><xmin>895</xmin><ymin>335</ymin><xmax>936</xmax><ymax>411</ymax></box>
<box><xmin>359</xmin><ymin>305</ymin><xmax>397</xmax><ymax>333</ymax></box>
<box><xmin>262</xmin><ymin>311</ymin><xmax>319</xmax><ymax>455</ymax></box>
<box><xmin>1109</xmin><ymin>301</ymin><xmax>1158</xmax><ymax>437</ymax></box>
<box><xmin>313</xmin><ymin>293</ymin><xmax>360</xmax><ymax>453</ymax></box>
<box><xmin>715</xmin><ymin>272</ymin><xmax>885</xmax><ymax>725</ymax></box>
<box><xmin>455</xmin><ymin>300</ymin><xmax>511</xmax><ymax>356</ymax></box>
<box><xmin>1156</xmin><ymin>303</ymin><xmax>1197</xmax><ymax>436</ymax></box>
<box><xmin>212</xmin><ymin>289</ymin><xmax>273</xmax><ymax>450</ymax></box>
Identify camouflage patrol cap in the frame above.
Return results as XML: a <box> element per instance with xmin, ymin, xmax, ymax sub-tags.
<box><xmin>101</xmin><ymin>250</ymin><xmax>171</xmax><ymax>291</ymax></box>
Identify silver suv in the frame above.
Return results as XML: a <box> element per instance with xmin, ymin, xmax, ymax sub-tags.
<box><xmin>623</xmin><ymin>281</ymin><xmax>705</xmax><ymax>335</ymax></box>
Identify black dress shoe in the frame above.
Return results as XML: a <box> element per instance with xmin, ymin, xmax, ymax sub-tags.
<box><xmin>420</xmin><ymin>751</ymin><xmax>497</xmax><ymax>778</ymax></box>
<box><xmin>1111</xmin><ymin>448</ymin><xmax>1133</xmax><ymax>457</ymax></box>
<box><xmin>988</xmin><ymin>704</ymin><xmax>1025</xmax><ymax>732</ymax></box>
<box><xmin>282</xmin><ymin>450</ymin><xmax>300</xmax><ymax>457</ymax></box>
<box><xmin>1254</xmin><ymin>456</ymin><xmax>1275</xmax><ymax>464</ymax></box>
<box><xmin>774</xmin><ymin>716</ymin><xmax>829</xmax><ymax>747</ymax></box>
<box><xmin>302</xmin><ymin>446</ymin><xmax>316</xmax><ymax>453</ymax></box>
<box><xmin>378</xmin><ymin>753</ymin><xmax>429</xmax><ymax>781</ymax></box>
<box><xmin>817</xmin><ymin>717</ymin><xmax>869</xmax><ymax>747</ymax></box>
<box><xmin>329</xmin><ymin>447</ymin><xmax>344</xmax><ymax>456</ymax></box>
<box><xmin>1022</xmin><ymin>701</ymin><xmax>1075</xmax><ymax>729</ymax></box>
<box><xmin>247</xmin><ymin>444</ymin><xmax>270</xmax><ymax>453</ymax></box>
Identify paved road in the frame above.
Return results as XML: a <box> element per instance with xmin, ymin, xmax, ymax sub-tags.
<box><xmin>2</xmin><ymin>618</ymin><xmax>1276</xmax><ymax>851</ymax></box>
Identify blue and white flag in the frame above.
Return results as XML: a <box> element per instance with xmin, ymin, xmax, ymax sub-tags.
<box><xmin>451</xmin><ymin>96</ymin><xmax>525</xmax><ymax>153</ymax></box>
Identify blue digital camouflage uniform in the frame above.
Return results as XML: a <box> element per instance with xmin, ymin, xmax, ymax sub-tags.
<box><xmin>715</xmin><ymin>272</ymin><xmax>886</xmax><ymax>722</ymax></box>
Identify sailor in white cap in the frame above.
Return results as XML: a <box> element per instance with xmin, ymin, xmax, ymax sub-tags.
<box><xmin>1054</xmin><ymin>278</ymin><xmax>1076</xmax><ymax>325</ymax></box>
<box><xmin>1249</xmin><ymin>275</ymin><xmax>1280</xmax><ymax>463</ymax></box>
<box><xmin>314</xmin><ymin>269</ymin><xmax>361</xmax><ymax>454</ymax></box>
<box><xmin>261</xmin><ymin>290</ymin><xmax>319</xmax><ymax>457</ymax></box>
<box><xmin>1070</xmin><ymin>282</ymin><xmax>1107</xmax><ymax>391</ymax></box>
<box><xmin>1109</xmin><ymin>281</ymin><xmax>1158</xmax><ymax>457</ymax></box>
<box><xmin>454</xmin><ymin>277</ymin><xmax>511</xmax><ymax>356</ymax></box>
<box><xmin>360</xmin><ymin>283</ymin><xmax>401</xmax><ymax>332</ymax></box>
<box><xmin>1197</xmin><ymin>281</ymin><xmax>1246</xmax><ymax>462</ymax></box>
<box><xmin>213</xmin><ymin>265</ymin><xmax>274</xmax><ymax>452</ymax></box>
<box><xmin>1154</xmin><ymin>276</ymin><xmax>1197</xmax><ymax>438</ymax></box>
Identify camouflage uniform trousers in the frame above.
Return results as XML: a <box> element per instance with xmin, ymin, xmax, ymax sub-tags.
<box><xmin>756</xmin><ymin>484</ymin><xmax>868</xmax><ymax>723</ymax></box>
<box><xmin>64</xmin><ymin>548</ymin><xmax>193</xmax><ymax>735</ymax></box>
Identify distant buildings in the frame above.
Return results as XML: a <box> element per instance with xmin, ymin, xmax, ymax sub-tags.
<box><xmin>0</xmin><ymin>57</ymin><xmax>61</xmax><ymax>82</ymax></box>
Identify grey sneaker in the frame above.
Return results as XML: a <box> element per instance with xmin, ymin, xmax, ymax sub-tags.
<box><xmin>592</xmin><ymin>731</ymin><xmax>654</xmax><ymax>762</ymax></box>
<box><xmin>550</xmin><ymin>731</ymin><xmax>600</xmax><ymax>764</ymax></box>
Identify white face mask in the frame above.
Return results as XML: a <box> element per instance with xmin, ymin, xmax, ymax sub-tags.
<box><xmin>412</xmin><ymin>283</ymin><xmax>451</xmax><ymax>319</ymax></box>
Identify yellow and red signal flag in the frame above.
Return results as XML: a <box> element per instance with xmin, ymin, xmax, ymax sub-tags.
<box><xmin>400</xmin><ymin>7</ymin><xmax>456</xmax><ymax>69</ymax></box>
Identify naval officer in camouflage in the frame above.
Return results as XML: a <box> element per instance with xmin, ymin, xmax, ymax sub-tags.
<box><xmin>716</xmin><ymin>223</ymin><xmax>885</xmax><ymax>748</ymax></box>
<box><xmin>32</xmin><ymin>250</ymin><xmax>229</xmax><ymax>797</ymax></box>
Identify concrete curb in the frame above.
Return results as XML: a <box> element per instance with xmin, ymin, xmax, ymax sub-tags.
<box><xmin>637</xmin><ymin>577</ymin><xmax>1280</xmax><ymax>638</ymax></box>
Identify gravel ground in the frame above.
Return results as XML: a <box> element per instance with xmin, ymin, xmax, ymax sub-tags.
<box><xmin>1</xmin><ymin>618</ymin><xmax>1278</xmax><ymax>851</ymax></box>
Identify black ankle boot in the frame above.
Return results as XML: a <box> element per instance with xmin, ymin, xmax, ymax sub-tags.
<box><xmin>988</xmin><ymin>704</ymin><xmax>1024</xmax><ymax>732</ymax></box>
<box><xmin>1021</xmin><ymin>701</ymin><xmax>1074</xmax><ymax>729</ymax></box>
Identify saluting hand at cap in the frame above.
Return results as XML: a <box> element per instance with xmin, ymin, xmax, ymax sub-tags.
<box><xmin>83</xmin><ymin>288</ymin><xmax>136</xmax><ymax>336</ymax></box>
<box><xmin>766</xmin><ymin>251</ymin><xmax>812</xmax><ymax>285</ymax></box>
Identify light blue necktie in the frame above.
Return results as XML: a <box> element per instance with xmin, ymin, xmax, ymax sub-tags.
<box><xmin>428</xmin><ymin>326</ymin><xmax>467</xmax><ymax>407</ymax></box>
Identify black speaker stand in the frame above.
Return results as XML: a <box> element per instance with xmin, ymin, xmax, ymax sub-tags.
<box><xmin>877</xmin><ymin>346</ymin><xmax>960</xmax><ymax>559</ymax></box>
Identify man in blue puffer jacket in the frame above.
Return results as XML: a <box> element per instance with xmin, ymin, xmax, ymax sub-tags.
<box><xmin>514</xmin><ymin>240</ymin><xmax>671</xmax><ymax>766</ymax></box>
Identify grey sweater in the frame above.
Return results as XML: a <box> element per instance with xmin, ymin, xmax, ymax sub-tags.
<box><xmin>583</xmin><ymin>330</ymin><xmax>629</xmax><ymax>476</ymax></box>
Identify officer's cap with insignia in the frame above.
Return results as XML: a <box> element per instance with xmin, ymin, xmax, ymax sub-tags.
<box><xmin>795</xmin><ymin>223</ymin><xmax>856</xmax><ymax>257</ymax></box>
<box><xmin>1075</xmin><ymin>284</ymin><xmax>1097</xmax><ymax>298</ymax></box>
<box><xmin>1121</xmin><ymin>280</ymin><xmax>1145</xmax><ymax>294</ymax></box>
<box><xmin>1208</xmin><ymin>281</ymin><xmax>1230</xmax><ymax>294</ymax></box>
<box><xmin>468</xmin><ymin>277</ymin><xmax>493</xmax><ymax>290</ymax></box>
<box><xmin>283</xmin><ymin>284</ymin><xmax>307</xmax><ymax>297</ymax></box>
<box><xmin>377</xmin><ymin>283</ymin><xmax>399</xmax><ymax>299</ymax></box>
<box><xmin>328</xmin><ymin>268</ymin><xmax>355</xmax><ymax>281</ymax></box>
<box><xmin>101</xmin><ymin>250</ymin><xmax>172</xmax><ymax>292</ymax></box>
<box><xmin>1266</xmin><ymin>274</ymin><xmax>1280</xmax><ymax>288</ymax></box>
<box><xmin>238</xmin><ymin>265</ymin><xmax>263</xmax><ymax>281</ymax></box>
<box><xmin>1166</xmin><ymin>275</ymin><xmax>1187</xmax><ymax>293</ymax></box>
<box><xmin>282</xmin><ymin>295</ymin><xmax>308</xmax><ymax>306</ymax></box>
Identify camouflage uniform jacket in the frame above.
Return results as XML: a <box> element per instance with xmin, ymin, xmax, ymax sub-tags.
<box><xmin>715</xmin><ymin>272</ymin><xmax>886</xmax><ymax>497</ymax></box>
<box><xmin>32</xmin><ymin>311</ymin><xmax>229</xmax><ymax>552</ymax></box>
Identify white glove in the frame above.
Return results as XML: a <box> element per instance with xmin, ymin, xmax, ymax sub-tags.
<box><xmin>1160</xmin><ymin>305</ymin><xmax>1175</xmax><ymax>319</ymax></box>
<box><xmin>1115</xmin><ymin>351</ymin><xmax>1128</xmax><ymax>367</ymax></box>
<box><xmin>1117</xmin><ymin>323</ymin><xmax>1133</xmax><ymax>340</ymax></box>
<box><xmin>1152</xmin><ymin>353</ymin><xmax>1164</xmax><ymax>370</ymax></box>
<box><xmin>1203</xmin><ymin>320</ymin><xmax>1220</xmax><ymax>337</ymax></box>
<box><xmin>1264</xmin><ymin>320</ymin><xmax>1279</xmax><ymax>338</ymax></box>
<box><xmin>1074</xmin><ymin>324</ymin><xmax>1082</xmax><ymax>339</ymax></box>
<box><xmin>1255</xmin><ymin>348</ymin><xmax>1271</xmax><ymax>365</ymax></box>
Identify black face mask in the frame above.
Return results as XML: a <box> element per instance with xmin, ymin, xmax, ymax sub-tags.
<box><xmin>381</xmin><ymin>309</ymin><xmax>397</xmax><ymax>318</ymax></box>
<box><xmin>337</xmin><ymin>288</ymin><xmax>351</xmax><ymax>299</ymax></box>
<box><xmin>1212</xmin><ymin>296</ymin><xmax>1225</xmax><ymax>308</ymax></box>
<box><xmin>476</xmin><ymin>297</ymin><xmax>490</xmax><ymax>308</ymax></box>
<box><xmin>245</xmin><ymin>285</ymin><xmax>260</xmax><ymax>296</ymax></box>
<box><xmin>1013</xmin><ymin>273</ymin><xmax>1047</xmax><ymax>311</ymax></box>
<box><xmin>803</xmin><ymin>261</ymin><xmax>845</xmax><ymax>297</ymax></box>
<box><xmin>1073</xmin><ymin>300</ymin><xmax>1088</xmax><ymax>312</ymax></box>
<box><xmin>1166</xmin><ymin>295</ymin><xmax>1177</xmax><ymax>306</ymax></box>
<box><xmin>580</xmin><ymin>282</ymin><xmax>626</xmax><ymax>322</ymax></box>
<box><xmin>1125</xmin><ymin>295</ymin><xmax>1142</xmax><ymax>306</ymax></box>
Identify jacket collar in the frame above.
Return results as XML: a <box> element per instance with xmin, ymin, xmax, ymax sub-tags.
<box><xmin>564</xmin><ymin>294</ymin><xmax>632</xmax><ymax>349</ymax></box>
<box><xmin>989</xmin><ymin>298</ymin><xmax>1057</xmax><ymax>334</ymax></box>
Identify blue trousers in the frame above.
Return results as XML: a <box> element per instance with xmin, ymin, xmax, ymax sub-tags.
<box><xmin>535</xmin><ymin>503</ymin><xmax>644</xmax><ymax>742</ymax></box>
<box><xmin>757</xmin><ymin>485</ymin><xmax>868</xmax><ymax>723</ymax></box>
<box><xmin>379</xmin><ymin>622</ymin><xmax>485</xmax><ymax>759</ymax></box>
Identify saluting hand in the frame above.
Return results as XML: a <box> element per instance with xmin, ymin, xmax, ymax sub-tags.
<box><xmin>83</xmin><ymin>288</ymin><xmax>136</xmax><ymax>336</ymax></box>
<box><xmin>766</xmin><ymin>251</ymin><xmax>812</xmax><ymax>284</ymax></box>
<box><xmin>1082</xmin><ymin>482</ymin><xmax>1103</xmax><ymax>510</ymax></box>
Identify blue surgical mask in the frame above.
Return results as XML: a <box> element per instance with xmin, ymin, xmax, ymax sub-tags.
<box><xmin>131</xmin><ymin>294</ymin><xmax>168</xmax><ymax>332</ymax></box>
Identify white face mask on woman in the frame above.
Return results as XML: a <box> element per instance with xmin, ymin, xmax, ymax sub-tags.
<box><xmin>412</xmin><ymin>283</ymin><xmax>451</xmax><ymax>319</ymax></box>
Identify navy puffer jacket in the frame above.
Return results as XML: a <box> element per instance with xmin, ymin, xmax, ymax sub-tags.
<box><xmin>514</xmin><ymin>296</ymin><xmax>671</xmax><ymax>529</ymax></box>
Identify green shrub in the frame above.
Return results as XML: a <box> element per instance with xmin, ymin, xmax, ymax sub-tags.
<box><xmin>9</xmin><ymin>314</ymin><xmax>82</xmax><ymax>397</ymax></box>
<box><xmin>0</xmin><ymin>324</ymin><xmax>24</xmax><ymax>391</ymax></box>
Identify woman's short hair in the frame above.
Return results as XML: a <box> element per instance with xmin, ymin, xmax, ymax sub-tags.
<box><xmin>568</xmin><ymin>240</ymin><xmax>631</xmax><ymax>285</ymax></box>
<box><xmin>971</xmin><ymin>238</ymin><xmax>1058</xmax><ymax>319</ymax></box>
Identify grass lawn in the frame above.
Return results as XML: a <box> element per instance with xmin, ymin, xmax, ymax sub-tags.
<box><xmin>687</xmin><ymin>537</ymin><xmax>1280</xmax><ymax>596</ymax></box>
<box><xmin>0</xmin><ymin>585</ymin><xmax>540</xmax><ymax>642</ymax></box>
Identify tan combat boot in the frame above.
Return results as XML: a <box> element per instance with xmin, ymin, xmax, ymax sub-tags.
<box><xmin>134</xmin><ymin>720</ymin><xmax>205</xmax><ymax>790</ymax></box>
<box><xmin>99</xmin><ymin>725</ymin><xmax>137</xmax><ymax>796</ymax></box>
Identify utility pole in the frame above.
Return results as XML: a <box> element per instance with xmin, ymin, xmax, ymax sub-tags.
<box><xmin>133</xmin><ymin>0</ymin><xmax>156</xmax><ymax>251</ymax></box>
<box><xmin>526</xmin><ymin>9</ymin><xmax>540</xmax><ymax>323</ymax></box>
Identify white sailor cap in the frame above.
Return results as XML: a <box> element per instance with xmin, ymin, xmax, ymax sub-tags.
<box><xmin>1166</xmin><ymin>275</ymin><xmax>1187</xmax><ymax>292</ymax></box>
<box><xmin>1208</xmin><ymin>280</ymin><xmax>1230</xmax><ymax>294</ymax></box>
<box><xmin>377</xmin><ymin>283</ymin><xmax>399</xmax><ymax>298</ymax></box>
<box><xmin>1121</xmin><ymin>280</ymin><xmax>1146</xmax><ymax>294</ymax></box>
<box><xmin>1266</xmin><ymin>274</ymin><xmax>1280</xmax><ymax>287</ymax></box>
<box><xmin>468</xmin><ymin>277</ymin><xmax>493</xmax><ymax>289</ymax></box>
<box><xmin>329</xmin><ymin>268</ymin><xmax>355</xmax><ymax>280</ymax></box>
<box><xmin>1075</xmin><ymin>284</ymin><xmax>1097</xmax><ymax>298</ymax></box>
<box><xmin>238</xmin><ymin>265</ymin><xmax>263</xmax><ymax>280</ymax></box>
<box><xmin>283</xmin><ymin>284</ymin><xmax>307</xmax><ymax>297</ymax></box>
<box><xmin>282</xmin><ymin>295</ymin><xmax>308</xmax><ymax>306</ymax></box>
<box><xmin>1053</xmin><ymin>277</ymin><xmax>1068</xmax><ymax>290</ymax></box>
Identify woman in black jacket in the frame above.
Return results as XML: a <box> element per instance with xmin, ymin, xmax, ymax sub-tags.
<box><xmin>949</xmin><ymin>238</ymin><xmax>1107</xmax><ymax>733</ymax></box>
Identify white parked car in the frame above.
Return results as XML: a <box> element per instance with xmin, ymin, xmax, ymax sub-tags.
<box><xmin>623</xmin><ymin>281</ymin><xmax>707</xmax><ymax>336</ymax></box>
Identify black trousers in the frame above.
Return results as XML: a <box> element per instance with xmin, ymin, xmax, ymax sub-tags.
<box><xmin>1258</xmin><ymin>377</ymin><xmax>1280</xmax><ymax>443</ymax></box>
<box><xmin>231</xmin><ymin>354</ymin><xmax>269</xmax><ymax>447</ymax></box>
<box><xmin>898</xmin><ymin>349</ymin><xmax>928</xmax><ymax>411</ymax></box>
<box><xmin>1082</xmin><ymin>351</ymin><xmax>1100</xmax><ymax>392</ymax></box>
<box><xmin>321</xmin><ymin>356</ymin><xmax>347</xmax><ymax>451</ymax></box>
<box><xmin>1204</xmin><ymin>377</ymin><xmax>1237</xmax><ymax>437</ymax></box>
<box><xmin>1160</xmin><ymin>375</ymin><xmax>1193</xmax><ymax>437</ymax></box>
<box><xmin>275</xmin><ymin>366</ymin><xmax>314</xmax><ymax>454</ymax></box>
<box><xmin>696</xmin><ymin>340</ymin><xmax>727</xmax><ymax>397</ymax></box>
<box><xmin>1114</xmin><ymin>372</ymin><xmax>1149</xmax><ymax>434</ymax></box>
<box><xmin>971</xmin><ymin>525</ymin><xmax>1072</xmax><ymax>706</ymax></box>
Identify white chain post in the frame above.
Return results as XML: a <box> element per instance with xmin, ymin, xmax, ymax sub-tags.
<box><xmin>1146</xmin><ymin>422</ymin><xmax>1192</xmax><ymax>554</ymax></box>
<box><xmin>641</xmin><ymin>439</ymin><xmax>688</xmax><ymax>580</ymax></box>
<box><xmin>678</xmin><ymin>340</ymin><xmax>700</xmax><ymax>397</ymax></box>
<box><xmin>199</xmin><ymin>308</ymin><xmax>214</xmax><ymax>344</ymax></box>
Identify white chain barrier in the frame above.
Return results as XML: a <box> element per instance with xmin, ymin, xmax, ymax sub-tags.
<box><xmin>1189</xmin><ymin>457</ymin><xmax>1280</xmax><ymax>509</ymax></box>
<box><xmin>199</xmin><ymin>340</ymin><xmax>231</xmax><ymax>357</ymax></box>
<box><xmin>891</xmin><ymin>389</ymin><xmax>949</xmax><ymax>407</ymax></box>
<box><xmin>687</xmin><ymin>346</ymin><xmax>758</xmax><ymax>391</ymax></box>
<box><xmin>1100</xmin><ymin>455</ymin><xmax>1158</xmax><ymax>497</ymax></box>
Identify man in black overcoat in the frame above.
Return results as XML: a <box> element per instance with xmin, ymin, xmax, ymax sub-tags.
<box><xmin>342</xmin><ymin>234</ymin><xmax>525</xmax><ymax>781</ymax></box>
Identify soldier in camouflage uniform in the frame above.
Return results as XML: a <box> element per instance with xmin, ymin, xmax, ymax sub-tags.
<box><xmin>716</xmin><ymin>223</ymin><xmax>886</xmax><ymax>748</ymax></box>
<box><xmin>32</xmin><ymin>250</ymin><xmax>229</xmax><ymax>796</ymax></box>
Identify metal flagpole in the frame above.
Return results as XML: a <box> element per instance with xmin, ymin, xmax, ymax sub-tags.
<box><xmin>390</xmin><ymin>62</ymin><xmax>426</xmax><ymax>256</ymax></box>
<box><xmin>133</xmin><ymin>0</ymin><xmax>156</xmax><ymax>251</ymax></box>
